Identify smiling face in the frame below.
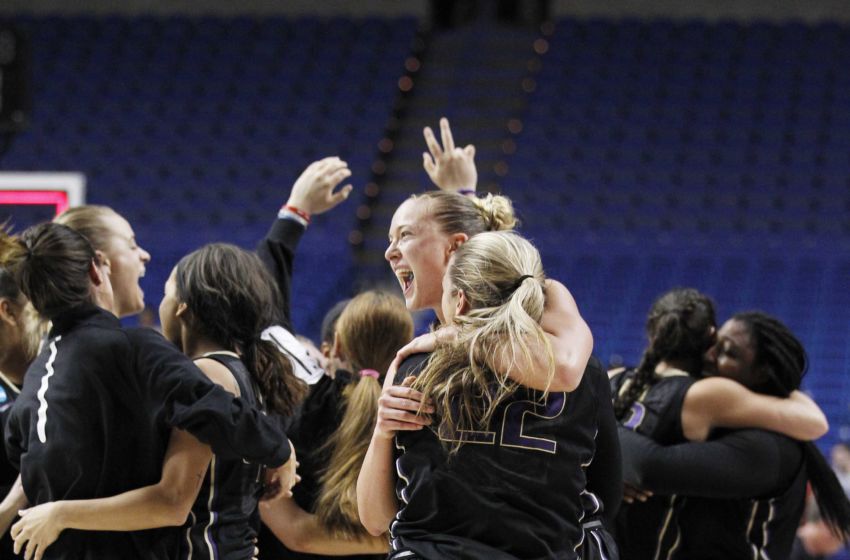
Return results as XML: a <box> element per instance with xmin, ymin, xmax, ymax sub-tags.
<box><xmin>385</xmin><ymin>198</ymin><xmax>458</xmax><ymax>321</ymax></box>
<box><xmin>704</xmin><ymin>318</ymin><xmax>760</xmax><ymax>388</ymax></box>
<box><xmin>101</xmin><ymin>213</ymin><xmax>151</xmax><ymax>318</ymax></box>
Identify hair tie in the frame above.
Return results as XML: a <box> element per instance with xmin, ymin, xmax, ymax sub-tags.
<box><xmin>359</xmin><ymin>369</ymin><xmax>380</xmax><ymax>379</ymax></box>
<box><xmin>510</xmin><ymin>274</ymin><xmax>535</xmax><ymax>293</ymax></box>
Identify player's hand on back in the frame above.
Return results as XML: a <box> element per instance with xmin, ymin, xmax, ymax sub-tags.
<box><xmin>622</xmin><ymin>482</ymin><xmax>652</xmax><ymax>505</ymax></box>
<box><xmin>374</xmin><ymin>376</ymin><xmax>434</xmax><ymax>440</ymax></box>
<box><xmin>286</xmin><ymin>157</ymin><xmax>353</xmax><ymax>216</ymax></box>
<box><xmin>390</xmin><ymin>327</ymin><xmax>458</xmax><ymax>373</ymax></box>
<box><xmin>423</xmin><ymin>118</ymin><xmax>477</xmax><ymax>193</ymax></box>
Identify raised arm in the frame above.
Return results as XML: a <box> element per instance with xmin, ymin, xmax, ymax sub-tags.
<box><xmin>422</xmin><ymin>118</ymin><xmax>477</xmax><ymax>194</ymax></box>
<box><xmin>681</xmin><ymin>376</ymin><xmax>829</xmax><ymax>442</ymax></box>
<box><xmin>257</xmin><ymin>156</ymin><xmax>353</xmax><ymax>329</ymax></box>
<box><xmin>619</xmin><ymin>427</ymin><xmax>799</xmax><ymax>499</ymax></box>
<box><xmin>259</xmin><ymin>494</ymin><xmax>388</xmax><ymax>555</ymax></box>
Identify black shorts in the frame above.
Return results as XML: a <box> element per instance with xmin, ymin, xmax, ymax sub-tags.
<box><xmin>579</xmin><ymin>519</ymin><xmax>620</xmax><ymax>560</ymax></box>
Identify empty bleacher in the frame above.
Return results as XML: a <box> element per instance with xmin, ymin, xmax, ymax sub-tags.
<box><xmin>0</xmin><ymin>15</ymin><xmax>418</xmax><ymax>336</ymax></box>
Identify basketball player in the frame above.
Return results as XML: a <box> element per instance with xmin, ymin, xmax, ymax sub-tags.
<box><xmin>1</xmin><ymin>223</ymin><xmax>295</xmax><ymax>559</ymax></box>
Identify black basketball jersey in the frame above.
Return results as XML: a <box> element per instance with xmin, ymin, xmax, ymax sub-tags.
<box><xmin>266</xmin><ymin>370</ymin><xmax>382</xmax><ymax>560</ymax></box>
<box><xmin>660</xmin><ymin>430</ymin><xmax>806</xmax><ymax>560</ymax></box>
<box><xmin>610</xmin><ymin>368</ymin><xmax>694</xmax><ymax>560</ymax></box>
<box><xmin>5</xmin><ymin>304</ymin><xmax>290</xmax><ymax>560</ymax></box>
<box><xmin>389</xmin><ymin>353</ymin><xmax>603</xmax><ymax>560</ymax></box>
<box><xmin>0</xmin><ymin>370</ymin><xmax>22</xmax><ymax>559</ymax></box>
<box><xmin>181</xmin><ymin>352</ymin><xmax>264</xmax><ymax>560</ymax></box>
<box><xmin>0</xmin><ymin>370</ymin><xmax>21</xmax><ymax>494</ymax></box>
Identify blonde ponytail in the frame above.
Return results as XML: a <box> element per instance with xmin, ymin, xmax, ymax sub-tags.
<box><xmin>412</xmin><ymin>231</ymin><xmax>554</xmax><ymax>454</ymax></box>
<box><xmin>314</xmin><ymin>291</ymin><xmax>413</xmax><ymax>537</ymax></box>
<box><xmin>314</xmin><ymin>374</ymin><xmax>382</xmax><ymax>537</ymax></box>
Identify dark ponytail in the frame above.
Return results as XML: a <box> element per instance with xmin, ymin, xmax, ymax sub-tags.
<box><xmin>805</xmin><ymin>442</ymin><xmax>850</xmax><ymax>541</ymax></box>
<box><xmin>242</xmin><ymin>337</ymin><xmax>307</xmax><ymax>417</ymax></box>
<box><xmin>175</xmin><ymin>243</ymin><xmax>307</xmax><ymax>417</ymax></box>
<box><xmin>0</xmin><ymin>222</ymin><xmax>97</xmax><ymax>318</ymax></box>
<box><xmin>614</xmin><ymin>288</ymin><xmax>716</xmax><ymax>420</ymax></box>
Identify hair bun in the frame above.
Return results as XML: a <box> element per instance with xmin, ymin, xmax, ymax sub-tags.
<box><xmin>472</xmin><ymin>194</ymin><xmax>517</xmax><ymax>231</ymax></box>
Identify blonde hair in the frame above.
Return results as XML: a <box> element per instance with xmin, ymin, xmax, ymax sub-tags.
<box><xmin>54</xmin><ymin>205</ymin><xmax>120</xmax><ymax>252</ymax></box>
<box><xmin>18</xmin><ymin>300</ymin><xmax>47</xmax><ymax>362</ymax></box>
<box><xmin>412</xmin><ymin>231</ymin><xmax>554</xmax><ymax>453</ymax></box>
<box><xmin>412</xmin><ymin>191</ymin><xmax>517</xmax><ymax>235</ymax></box>
<box><xmin>315</xmin><ymin>291</ymin><xmax>414</xmax><ymax>538</ymax></box>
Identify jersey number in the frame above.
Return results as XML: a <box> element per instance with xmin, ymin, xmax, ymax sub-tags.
<box><xmin>622</xmin><ymin>402</ymin><xmax>646</xmax><ymax>431</ymax></box>
<box><xmin>439</xmin><ymin>392</ymin><xmax>566</xmax><ymax>454</ymax></box>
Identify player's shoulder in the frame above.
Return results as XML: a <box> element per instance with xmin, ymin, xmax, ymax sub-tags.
<box><xmin>395</xmin><ymin>352</ymin><xmax>431</xmax><ymax>384</ymax></box>
<box><xmin>68</xmin><ymin>319</ymin><xmax>132</xmax><ymax>356</ymax></box>
<box><xmin>579</xmin><ymin>355</ymin><xmax>611</xmax><ymax>395</ymax></box>
<box><xmin>122</xmin><ymin>326</ymin><xmax>190</xmax><ymax>365</ymax></box>
<box><xmin>124</xmin><ymin>325</ymin><xmax>168</xmax><ymax>343</ymax></box>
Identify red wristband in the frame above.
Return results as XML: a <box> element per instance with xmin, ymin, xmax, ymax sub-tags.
<box><xmin>283</xmin><ymin>204</ymin><xmax>311</xmax><ymax>224</ymax></box>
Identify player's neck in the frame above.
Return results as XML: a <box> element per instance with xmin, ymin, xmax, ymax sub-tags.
<box><xmin>655</xmin><ymin>360</ymin><xmax>691</xmax><ymax>375</ymax></box>
<box><xmin>184</xmin><ymin>335</ymin><xmax>232</xmax><ymax>361</ymax></box>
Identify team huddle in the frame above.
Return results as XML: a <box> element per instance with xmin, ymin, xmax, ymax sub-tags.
<box><xmin>0</xmin><ymin>120</ymin><xmax>848</xmax><ymax>560</ymax></box>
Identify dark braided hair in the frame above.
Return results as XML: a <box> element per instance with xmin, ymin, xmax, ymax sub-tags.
<box><xmin>174</xmin><ymin>243</ymin><xmax>308</xmax><ymax>417</ymax></box>
<box><xmin>731</xmin><ymin>311</ymin><xmax>806</xmax><ymax>398</ymax></box>
<box><xmin>734</xmin><ymin>312</ymin><xmax>850</xmax><ymax>542</ymax></box>
<box><xmin>613</xmin><ymin>288</ymin><xmax>716</xmax><ymax>420</ymax></box>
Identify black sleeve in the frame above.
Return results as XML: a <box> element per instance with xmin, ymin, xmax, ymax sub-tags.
<box><xmin>586</xmin><ymin>360</ymin><xmax>623</xmax><ymax>524</ymax></box>
<box><xmin>619</xmin><ymin>427</ymin><xmax>801</xmax><ymax>499</ymax></box>
<box><xmin>4</xmin><ymin>404</ymin><xmax>23</xmax><ymax>472</ymax></box>
<box><xmin>130</xmin><ymin>328</ymin><xmax>291</xmax><ymax>467</ymax></box>
<box><xmin>256</xmin><ymin>217</ymin><xmax>306</xmax><ymax>332</ymax></box>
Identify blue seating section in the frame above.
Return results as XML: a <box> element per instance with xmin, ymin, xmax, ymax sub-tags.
<box><xmin>0</xmin><ymin>15</ymin><xmax>417</xmax><ymax>337</ymax></box>
<box><xmin>2</xmin><ymin>15</ymin><xmax>848</xmax><ymax>448</ymax></box>
<box><xmin>504</xmin><ymin>18</ymin><xmax>850</xmax><ymax>449</ymax></box>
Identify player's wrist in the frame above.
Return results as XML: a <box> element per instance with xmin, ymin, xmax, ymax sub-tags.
<box><xmin>279</xmin><ymin>202</ymin><xmax>311</xmax><ymax>226</ymax></box>
<box><xmin>372</xmin><ymin>427</ymin><xmax>395</xmax><ymax>442</ymax></box>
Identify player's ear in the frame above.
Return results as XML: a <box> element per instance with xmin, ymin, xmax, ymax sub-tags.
<box><xmin>0</xmin><ymin>298</ymin><xmax>16</xmax><ymax>328</ymax></box>
<box><xmin>456</xmin><ymin>289</ymin><xmax>470</xmax><ymax>317</ymax></box>
<box><xmin>332</xmin><ymin>331</ymin><xmax>346</xmax><ymax>361</ymax></box>
<box><xmin>447</xmin><ymin>233</ymin><xmax>469</xmax><ymax>257</ymax></box>
<box><xmin>88</xmin><ymin>259</ymin><xmax>105</xmax><ymax>286</ymax></box>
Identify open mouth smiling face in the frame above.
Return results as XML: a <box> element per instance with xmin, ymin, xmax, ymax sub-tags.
<box><xmin>395</xmin><ymin>268</ymin><xmax>414</xmax><ymax>297</ymax></box>
<box><xmin>385</xmin><ymin>198</ymin><xmax>453</xmax><ymax>315</ymax></box>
